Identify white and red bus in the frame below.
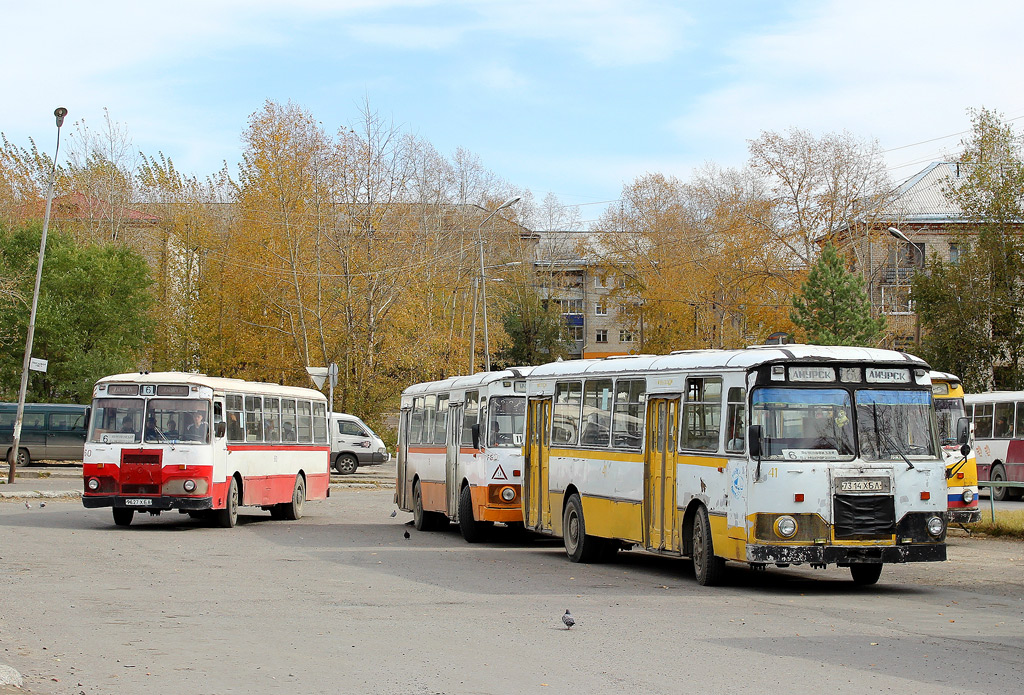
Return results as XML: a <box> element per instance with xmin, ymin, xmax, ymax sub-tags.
<box><xmin>965</xmin><ymin>390</ymin><xmax>1024</xmax><ymax>501</ymax></box>
<box><xmin>82</xmin><ymin>372</ymin><xmax>330</xmax><ymax>527</ymax></box>
<box><xmin>396</xmin><ymin>368</ymin><xmax>532</xmax><ymax>542</ymax></box>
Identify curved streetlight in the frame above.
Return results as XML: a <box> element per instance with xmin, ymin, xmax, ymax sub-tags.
<box><xmin>477</xmin><ymin>196</ymin><xmax>520</xmax><ymax>372</ymax></box>
<box><xmin>8</xmin><ymin>108</ymin><xmax>67</xmax><ymax>483</ymax></box>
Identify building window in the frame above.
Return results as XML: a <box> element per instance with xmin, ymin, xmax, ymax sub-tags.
<box><xmin>595</xmin><ymin>329</ymin><xmax>608</xmax><ymax>343</ymax></box>
<box><xmin>881</xmin><ymin>286</ymin><xmax>914</xmax><ymax>315</ymax></box>
<box><xmin>949</xmin><ymin>242</ymin><xmax>967</xmax><ymax>264</ymax></box>
<box><xmin>556</xmin><ymin>298</ymin><xmax>583</xmax><ymax>315</ymax></box>
<box><xmin>567</xmin><ymin>325</ymin><xmax>583</xmax><ymax>341</ymax></box>
<box><xmin>619</xmin><ymin>330</ymin><xmax>635</xmax><ymax>342</ymax></box>
<box><xmin>595</xmin><ymin>301</ymin><xmax>608</xmax><ymax>316</ymax></box>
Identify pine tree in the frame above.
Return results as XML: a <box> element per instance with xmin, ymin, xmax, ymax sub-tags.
<box><xmin>790</xmin><ymin>243</ymin><xmax>886</xmax><ymax>346</ymax></box>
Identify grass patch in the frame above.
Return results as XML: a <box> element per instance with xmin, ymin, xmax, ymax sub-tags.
<box><xmin>968</xmin><ymin>509</ymin><xmax>1024</xmax><ymax>539</ymax></box>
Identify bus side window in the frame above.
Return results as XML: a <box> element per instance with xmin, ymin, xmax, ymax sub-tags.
<box><xmin>725</xmin><ymin>387</ymin><xmax>746</xmax><ymax>453</ymax></box>
<box><xmin>1016</xmin><ymin>402</ymin><xmax>1024</xmax><ymax>439</ymax></box>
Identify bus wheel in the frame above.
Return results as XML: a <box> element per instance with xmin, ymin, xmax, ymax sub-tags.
<box><xmin>991</xmin><ymin>465</ymin><xmax>1010</xmax><ymax>501</ymax></box>
<box><xmin>273</xmin><ymin>474</ymin><xmax>305</xmax><ymax>521</ymax></box>
<box><xmin>458</xmin><ymin>485</ymin><xmax>492</xmax><ymax>543</ymax></box>
<box><xmin>112</xmin><ymin>508</ymin><xmax>134</xmax><ymax>527</ymax></box>
<box><xmin>691</xmin><ymin>505</ymin><xmax>726</xmax><ymax>586</ymax></box>
<box><xmin>850</xmin><ymin>563</ymin><xmax>882</xmax><ymax>585</ymax></box>
<box><xmin>563</xmin><ymin>494</ymin><xmax>602</xmax><ymax>563</ymax></box>
<box><xmin>217</xmin><ymin>478</ymin><xmax>239</xmax><ymax>528</ymax></box>
<box><xmin>413</xmin><ymin>480</ymin><xmax>433</xmax><ymax>531</ymax></box>
<box><xmin>335</xmin><ymin>454</ymin><xmax>358</xmax><ymax>475</ymax></box>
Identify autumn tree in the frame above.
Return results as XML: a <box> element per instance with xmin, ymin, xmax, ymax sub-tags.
<box><xmin>915</xmin><ymin>107</ymin><xmax>1024</xmax><ymax>389</ymax></box>
<box><xmin>790</xmin><ymin>243</ymin><xmax>885</xmax><ymax>346</ymax></box>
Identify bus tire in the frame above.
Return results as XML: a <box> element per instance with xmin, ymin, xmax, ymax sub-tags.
<box><xmin>991</xmin><ymin>464</ymin><xmax>1010</xmax><ymax>501</ymax></box>
<box><xmin>335</xmin><ymin>454</ymin><xmax>358</xmax><ymax>475</ymax></box>
<box><xmin>850</xmin><ymin>563</ymin><xmax>883</xmax><ymax>585</ymax></box>
<box><xmin>276</xmin><ymin>474</ymin><xmax>305</xmax><ymax>521</ymax></box>
<box><xmin>112</xmin><ymin>508</ymin><xmax>134</xmax><ymax>527</ymax></box>
<box><xmin>217</xmin><ymin>477</ymin><xmax>239</xmax><ymax>528</ymax></box>
<box><xmin>563</xmin><ymin>494</ymin><xmax>603</xmax><ymax>563</ymax></box>
<box><xmin>413</xmin><ymin>480</ymin><xmax>439</xmax><ymax>531</ymax></box>
<box><xmin>691</xmin><ymin>505</ymin><xmax>726</xmax><ymax>586</ymax></box>
<box><xmin>458</xmin><ymin>485</ymin><xmax>492</xmax><ymax>543</ymax></box>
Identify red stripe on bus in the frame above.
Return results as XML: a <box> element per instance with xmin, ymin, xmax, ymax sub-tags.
<box><xmin>408</xmin><ymin>446</ymin><xmax>447</xmax><ymax>454</ymax></box>
<box><xmin>226</xmin><ymin>445</ymin><xmax>330</xmax><ymax>452</ymax></box>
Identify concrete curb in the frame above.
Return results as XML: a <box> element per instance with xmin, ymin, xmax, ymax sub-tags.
<box><xmin>0</xmin><ymin>489</ymin><xmax>81</xmax><ymax>499</ymax></box>
<box><xmin>0</xmin><ymin>663</ymin><xmax>23</xmax><ymax>688</ymax></box>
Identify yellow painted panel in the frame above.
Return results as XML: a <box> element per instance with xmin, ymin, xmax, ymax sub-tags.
<box><xmin>677</xmin><ymin>454</ymin><xmax>729</xmax><ymax>469</ymax></box>
<box><xmin>580</xmin><ymin>495</ymin><xmax>644</xmax><ymax>543</ymax></box>
<box><xmin>709</xmin><ymin>514</ymin><xmax>746</xmax><ymax>562</ymax></box>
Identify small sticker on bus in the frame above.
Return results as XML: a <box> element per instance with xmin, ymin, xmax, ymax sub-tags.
<box><xmin>782</xmin><ymin>449</ymin><xmax>839</xmax><ymax>460</ymax></box>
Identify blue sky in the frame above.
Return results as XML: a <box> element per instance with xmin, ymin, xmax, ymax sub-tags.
<box><xmin>5</xmin><ymin>0</ymin><xmax>1023</xmax><ymax>224</ymax></box>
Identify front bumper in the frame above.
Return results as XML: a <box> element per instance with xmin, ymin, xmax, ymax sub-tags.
<box><xmin>747</xmin><ymin>542</ymin><xmax>946</xmax><ymax>565</ymax></box>
<box><xmin>83</xmin><ymin>495</ymin><xmax>213</xmax><ymax>512</ymax></box>
<box><xmin>948</xmin><ymin>509</ymin><xmax>982</xmax><ymax>524</ymax></box>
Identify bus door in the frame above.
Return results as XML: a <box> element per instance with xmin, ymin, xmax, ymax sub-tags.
<box><xmin>645</xmin><ymin>397</ymin><xmax>680</xmax><ymax>552</ymax></box>
<box><xmin>446</xmin><ymin>404</ymin><xmax>463</xmax><ymax>517</ymax></box>
<box><xmin>396</xmin><ymin>409</ymin><xmax>410</xmax><ymax>508</ymax></box>
<box><xmin>524</xmin><ymin>398</ymin><xmax>552</xmax><ymax>530</ymax></box>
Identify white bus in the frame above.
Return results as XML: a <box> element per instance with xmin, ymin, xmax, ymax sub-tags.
<box><xmin>82</xmin><ymin>372</ymin><xmax>331</xmax><ymax>527</ymax></box>
<box><xmin>930</xmin><ymin>371</ymin><xmax>980</xmax><ymax>522</ymax></box>
<box><xmin>522</xmin><ymin>346</ymin><xmax>957</xmax><ymax>585</ymax></box>
<box><xmin>964</xmin><ymin>390</ymin><xmax>1024</xmax><ymax>501</ymax></box>
<box><xmin>396</xmin><ymin>368</ymin><xmax>531</xmax><ymax>542</ymax></box>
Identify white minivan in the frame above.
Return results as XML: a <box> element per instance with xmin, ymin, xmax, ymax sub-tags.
<box><xmin>330</xmin><ymin>413</ymin><xmax>389</xmax><ymax>474</ymax></box>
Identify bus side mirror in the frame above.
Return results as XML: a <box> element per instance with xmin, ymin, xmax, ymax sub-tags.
<box><xmin>748</xmin><ymin>424</ymin><xmax>763</xmax><ymax>458</ymax></box>
<box><xmin>215</xmin><ymin>421</ymin><xmax>226</xmax><ymax>438</ymax></box>
<box><xmin>956</xmin><ymin>417</ymin><xmax>970</xmax><ymax>445</ymax></box>
<box><xmin>471</xmin><ymin>423</ymin><xmax>480</xmax><ymax>450</ymax></box>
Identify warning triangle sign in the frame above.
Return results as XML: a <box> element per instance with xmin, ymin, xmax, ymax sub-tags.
<box><xmin>492</xmin><ymin>465</ymin><xmax>508</xmax><ymax>481</ymax></box>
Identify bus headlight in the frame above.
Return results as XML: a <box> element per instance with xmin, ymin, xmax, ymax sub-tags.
<box><xmin>183</xmin><ymin>479</ymin><xmax>197</xmax><ymax>493</ymax></box>
<box><xmin>500</xmin><ymin>486</ymin><xmax>516</xmax><ymax>502</ymax></box>
<box><xmin>87</xmin><ymin>478</ymin><xmax>99</xmax><ymax>491</ymax></box>
<box><xmin>962</xmin><ymin>489</ymin><xmax>974</xmax><ymax>504</ymax></box>
<box><xmin>774</xmin><ymin>515</ymin><xmax>798</xmax><ymax>539</ymax></box>
<box><xmin>926</xmin><ymin>515</ymin><xmax>945</xmax><ymax>537</ymax></box>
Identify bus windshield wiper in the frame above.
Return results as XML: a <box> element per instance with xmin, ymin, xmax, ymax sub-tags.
<box><xmin>872</xmin><ymin>404</ymin><xmax>914</xmax><ymax>470</ymax></box>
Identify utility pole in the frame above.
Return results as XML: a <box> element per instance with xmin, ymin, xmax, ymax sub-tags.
<box><xmin>475</xmin><ymin>196</ymin><xmax>520</xmax><ymax>372</ymax></box>
<box><xmin>8</xmin><ymin>107</ymin><xmax>66</xmax><ymax>484</ymax></box>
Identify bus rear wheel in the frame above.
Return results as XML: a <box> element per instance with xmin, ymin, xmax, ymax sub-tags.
<box><xmin>563</xmin><ymin>494</ymin><xmax>603</xmax><ymax>563</ymax></box>
<box><xmin>850</xmin><ymin>563</ymin><xmax>883</xmax><ymax>585</ymax></box>
<box><xmin>413</xmin><ymin>480</ymin><xmax>445</xmax><ymax>531</ymax></box>
<box><xmin>112</xmin><ymin>508</ymin><xmax>134</xmax><ymax>527</ymax></box>
<box><xmin>217</xmin><ymin>478</ymin><xmax>239</xmax><ymax>528</ymax></box>
<box><xmin>458</xmin><ymin>485</ymin><xmax>492</xmax><ymax>543</ymax></box>
<box><xmin>691</xmin><ymin>505</ymin><xmax>726</xmax><ymax>586</ymax></box>
<box><xmin>272</xmin><ymin>474</ymin><xmax>305</xmax><ymax>520</ymax></box>
<box><xmin>991</xmin><ymin>465</ymin><xmax>1012</xmax><ymax>501</ymax></box>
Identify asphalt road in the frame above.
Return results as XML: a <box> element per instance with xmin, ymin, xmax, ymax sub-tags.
<box><xmin>1</xmin><ymin>487</ymin><xmax>1022</xmax><ymax>695</ymax></box>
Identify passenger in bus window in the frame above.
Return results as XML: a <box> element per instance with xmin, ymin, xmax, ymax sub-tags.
<box><xmin>185</xmin><ymin>411</ymin><xmax>208</xmax><ymax>442</ymax></box>
<box><xmin>282</xmin><ymin>421</ymin><xmax>296</xmax><ymax>442</ymax></box>
<box><xmin>120</xmin><ymin>415</ymin><xmax>135</xmax><ymax>434</ymax></box>
<box><xmin>145</xmin><ymin>415</ymin><xmax>160</xmax><ymax>440</ymax></box>
<box><xmin>995</xmin><ymin>415</ymin><xmax>1012</xmax><ymax>438</ymax></box>
<box><xmin>165</xmin><ymin>418</ymin><xmax>179</xmax><ymax>439</ymax></box>
<box><xmin>227</xmin><ymin>413</ymin><xmax>243</xmax><ymax>441</ymax></box>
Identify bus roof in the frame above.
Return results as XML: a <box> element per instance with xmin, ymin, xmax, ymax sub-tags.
<box><xmin>94</xmin><ymin>371</ymin><xmax>326</xmax><ymax>401</ymax></box>
<box><xmin>401</xmin><ymin>367</ymin><xmax>534</xmax><ymax>398</ymax></box>
<box><xmin>527</xmin><ymin>345</ymin><xmax>928</xmax><ymax>379</ymax></box>
<box><xmin>929</xmin><ymin>370</ymin><xmax>961</xmax><ymax>386</ymax></box>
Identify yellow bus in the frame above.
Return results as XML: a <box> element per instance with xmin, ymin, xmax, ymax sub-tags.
<box><xmin>523</xmin><ymin>346</ymin><xmax>959</xmax><ymax>585</ymax></box>
<box><xmin>930</xmin><ymin>371</ymin><xmax>980</xmax><ymax>523</ymax></box>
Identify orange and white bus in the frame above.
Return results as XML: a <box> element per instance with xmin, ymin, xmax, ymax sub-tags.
<box><xmin>82</xmin><ymin>372</ymin><xmax>330</xmax><ymax>527</ymax></box>
<box><xmin>396</xmin><ymin>368</ymin><xmax>532</xmax><ymax>542</ymax></box>
<box><xmin>930</xmin><ymin>371</ymin><xmax>980</xmax><ymax>522</ymax></box>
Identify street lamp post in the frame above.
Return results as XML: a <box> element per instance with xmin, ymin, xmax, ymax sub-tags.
<box><xmin>7</xmin><ymin>107</ymin><xmax>67</xmax><ymax>483</ymax></box>
<box><xmin>476</xmin><ymin>196</ymin><xmax>520</xmax><ymax>372</ymax></box>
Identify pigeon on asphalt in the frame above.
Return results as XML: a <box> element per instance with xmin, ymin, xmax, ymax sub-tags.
<box><xmin>390</xmin><ymin>509</ymin><xmax>397</xmax><ymax>517</ymax></box>
<box><xmin>24</xmin><ymin>502</ymin><xmax>31</xmax><ymax>509</ymax></box>
<box><xmin>404</xmin><ymin>530</ymin><xmax>410</xmax><ymax>539</ymax></box>
<box><xmin>562</xmin><ymin>609</ymin><xmax>575</xmax><ymax>630</ymax></box>
<box><xmin>39</xmin><ymin>502</ymin><xmax>46</xmax><ymax>508</ymax></box>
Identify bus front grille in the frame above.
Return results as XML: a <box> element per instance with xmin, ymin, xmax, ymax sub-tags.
<box><xmin>833</xmin><ymin>494</ymin><xmax>896</xmax><ymax>539</ymax></box>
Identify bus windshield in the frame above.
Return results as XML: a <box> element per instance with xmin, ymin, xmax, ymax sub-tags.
<box><xmin>89</xmin><ymin>398</ymin><xmax>145</xmax><ymax>444</ymax></box>
<box><xmin>488</xmin><ymin>396</ymin><xmax>526</xmax><ymax>448</ymax></box>
<box><xmin>933</xmin><ymin>397</ymin><xmax>965</xmax><ymax>446</ymax></box>
<box><xmin>856</xmin><ymin>390</ymin><xmax>936</xmax><ymax>460</ymax></box>
<box><xmin>145</xmin><ymin>399</ymin><xmax>210</xmax><ymax>444</ymax></box>
<box><xmin>751</xmin><ymin>388</ymin><xmax>856</xmax><ymax>461</ymax></box>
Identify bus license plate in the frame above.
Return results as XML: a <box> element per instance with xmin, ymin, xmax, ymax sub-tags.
<box><xmin>837</xmin><ymin>477</ymin><xmax>889</xmax><ymax>493</ymax></box>
<box><xmin>125</xmin><ymin>498</ymin><xmax>153</xmax><ymax>507</ymax></box>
